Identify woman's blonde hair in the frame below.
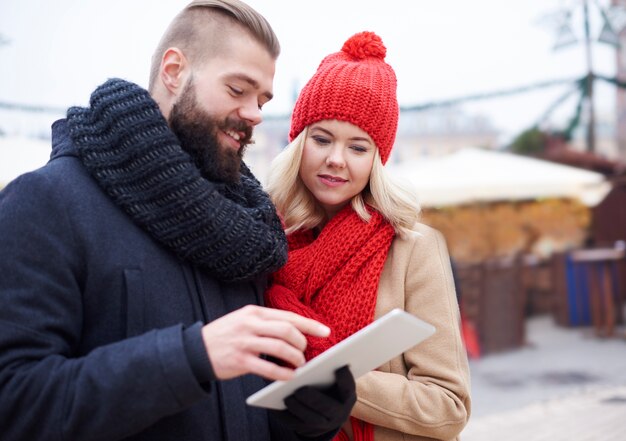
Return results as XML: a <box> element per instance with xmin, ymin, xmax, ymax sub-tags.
<box><xmin>266</xmin><ymin>127</ymin><xmax>421</xmax><ymax>236</ymax></box>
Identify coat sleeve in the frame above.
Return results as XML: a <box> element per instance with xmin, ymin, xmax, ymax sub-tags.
<box><xmin>351</xmin><ymin>226</ymin><xmax>471</xmax><ymax>440</ymax></box>
<box><xmin>0</xmin><ymin>171</ymin><xmax>208</xmax><ymax>441</ymax></box>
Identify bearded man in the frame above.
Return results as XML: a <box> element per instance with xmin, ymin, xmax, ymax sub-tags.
<box><xmin>0</xmin><ymin>1</ymin><xmax>355</xmax><ymax>440</ymax></box>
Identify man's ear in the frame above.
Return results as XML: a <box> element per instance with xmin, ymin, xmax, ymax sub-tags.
<box><xmin>159</xmin><ymin>47</ymin><xmax>190</xmax><ymax>97</ymax></box>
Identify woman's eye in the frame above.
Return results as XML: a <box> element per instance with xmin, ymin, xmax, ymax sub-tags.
<box><xmin>351</xmin><ymin>145</ymin><xmax>367</xmax><ymax>153</ymax></box>
<box><xmin>229</xmin><ymin>86</ymin><xmax>243</xmax><ymax>95</ymax></box>
<box><xmin>312</xmin><ymin>136</ymin><xmax>330</xmax><ymax>145</ymax></box>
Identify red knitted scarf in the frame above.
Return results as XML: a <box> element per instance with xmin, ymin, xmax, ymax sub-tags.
<box><xmin>265</xmin><ymin>205</ymin><xmax>394</xmax><ymax>441</ymax></box>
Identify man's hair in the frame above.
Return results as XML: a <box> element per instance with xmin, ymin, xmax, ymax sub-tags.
<box><xmin>266</xmin><ymin>127</ymin><xmax>421</xmax><ymax>237</ymax></box>
<box><xmin>148</xmin><ymin>0</ymin><xmax>280</xmax><ymax>91</ymax></box>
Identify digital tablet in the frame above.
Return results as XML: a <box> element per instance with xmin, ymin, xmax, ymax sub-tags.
<box><xmin>246</xmin><ymin>308</ymin><xmax>436</xmax><ymax>410</ymax></box>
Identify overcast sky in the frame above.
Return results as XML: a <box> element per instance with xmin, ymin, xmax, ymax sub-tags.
<box><xmin>0</xmin><ymin>0</ymin><xmax>621</xmax><ymax>142</ymax></box>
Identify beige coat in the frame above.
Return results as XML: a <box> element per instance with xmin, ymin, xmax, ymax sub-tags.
<box><xmin>347</xmin><ymin>223</ymin><xmax>471</xmax><ymax>440</ymax></box>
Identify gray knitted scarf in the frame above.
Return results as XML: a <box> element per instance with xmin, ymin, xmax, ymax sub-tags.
<box><xmin>66</xmin><ymin>78</ymin><xmax>287</xmax><ymax>282</ymax></box>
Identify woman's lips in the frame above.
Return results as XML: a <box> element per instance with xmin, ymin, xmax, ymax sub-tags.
<box><xmin>318</xmin><ymin>174</ymin><xmax>348</xmax><ymax>187</ymax></box>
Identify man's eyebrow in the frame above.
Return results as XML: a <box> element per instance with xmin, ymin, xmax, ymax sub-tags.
<box><xmin>227</xmin><ymin>73</ymin><xmax>273</xmax><ymax>101</ymax></box>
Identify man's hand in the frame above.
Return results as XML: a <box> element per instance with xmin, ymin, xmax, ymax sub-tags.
<box><xmin>201</xmin><ymin>305</ymin><xmax>330</xmax><ymax>381</ymax></box>
<box><xmin>270</xmin><ymin>365</ymin><xmax>357</xmax><ymax>438</ymax></box>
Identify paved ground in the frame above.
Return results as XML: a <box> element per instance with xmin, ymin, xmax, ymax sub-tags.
<box><xmin>461</xmin><ymin>314</ymin><xmax>626</xmax><ymax>440</ymax></box>
<box><xmin>462</xmin><ymin>385</ymin><xmax>626</xmax><ymax>440</ymax></box>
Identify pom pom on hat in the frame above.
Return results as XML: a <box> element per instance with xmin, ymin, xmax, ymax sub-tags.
<box><xmin>341</xmin><ymin>31</ymin><xmax>386</xmax><ymax>60</ymax></box>
<box><xmin>289</xmin><ymin>31</ymin><xmax>399</xmax><ymax>164</ymax></box>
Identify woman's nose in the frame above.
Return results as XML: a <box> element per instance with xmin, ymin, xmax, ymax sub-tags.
<box><xmin>326</xmin><ymin>145</ymin><xmax>346</xmax><ymax>168</ymax></box>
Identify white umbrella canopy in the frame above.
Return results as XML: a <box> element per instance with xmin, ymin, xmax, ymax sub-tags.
<box><xmin>391</xmin><ymin>147</ymin><xmax>611</xmax><ymax>207</ymax></box>
<box><xmin>0</xmin><ymin>136</ymin><xmax>51</xmax><ymax>188</ymax></box>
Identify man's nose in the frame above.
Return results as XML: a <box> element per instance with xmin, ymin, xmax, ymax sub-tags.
<box><xmin>238</xmin><ymin>100</ymin><xmax>262</xmax><ymax>126</ymax></box>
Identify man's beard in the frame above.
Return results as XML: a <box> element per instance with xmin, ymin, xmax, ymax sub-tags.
<box><xmin>169</xmin><ymin>80</ymin><xmax>253</xmax><ymax>184</ymax></box>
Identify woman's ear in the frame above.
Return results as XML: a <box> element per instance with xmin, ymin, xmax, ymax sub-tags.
<box><xmin>159</xmin><ymin>47</ymin><xmax>190</xmax><ymax>97</ymax></box>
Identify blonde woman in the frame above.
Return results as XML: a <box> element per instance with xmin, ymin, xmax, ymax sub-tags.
<box><xmin>265</xmin><ymin>31</ymin><xmax>471</xmax><ymax>441</ymax></box>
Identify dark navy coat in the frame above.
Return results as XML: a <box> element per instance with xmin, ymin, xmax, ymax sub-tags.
<box><xmin>0</xmin><ymin>120</ymin><xmax>303</xmax><ymax>441</ymax></box>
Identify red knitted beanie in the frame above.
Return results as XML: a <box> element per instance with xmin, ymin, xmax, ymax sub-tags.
<box><xmin>289</xmin><ymin>31</ymin><xmax>399</xmax><ymax>164</ymax></box>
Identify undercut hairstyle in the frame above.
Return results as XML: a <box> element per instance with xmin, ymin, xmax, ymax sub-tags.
<box><xmin>267</xmin><ymin>127</ymin><xmax>421</xmax><ymax>237</ymax></box>
<box><xmin>149</xmin><ymin>0</ymin><xmax>280</xmax><ymax>91</ymax></box>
